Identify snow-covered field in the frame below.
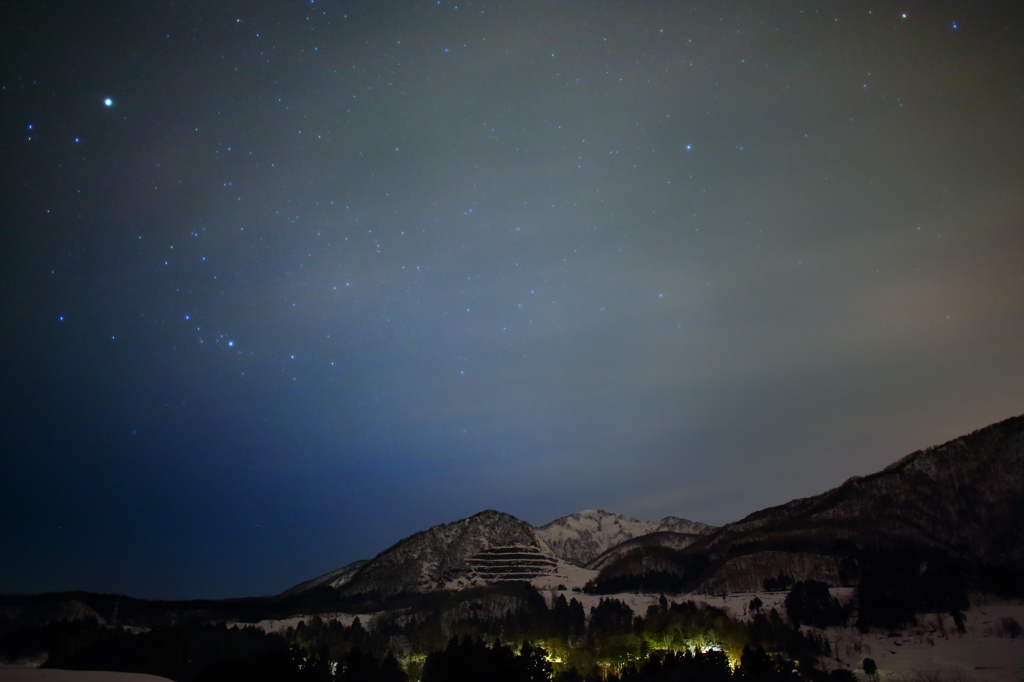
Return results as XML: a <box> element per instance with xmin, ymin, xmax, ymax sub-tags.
<box><xmin>0</xmin><ymin>671</ymin><xmax>173</xmax><ymax>682</ymax></box>
<box><xmin>531</xmin><ymin>559</ymin><xmax>599</xmax><ymax>592</ymax></box>
<box><xmin>231</xmin><ymin>610</ymin><xmax>369</xmax><ymax>634</ymax></box>
<box><xmin>672</xmin><ymin>591</ymin><xmax>1023</xmax><ymax>681</ymax></box>
<box><xmin>242</xmin><ymin>587</ymin><xmax>1021</xmax><ymax>680</ymax></box>
<box><xmin>242</xmin><ymin>589</ymin><xmax>1021</xmax><ymax>680</ymax></box>
<box><xmin>8</xmin><ymin>592</ymin><xmax>1019</xmax><ymax>681</ymax></box>
<box><xmin>535</xmin><ymin>588</ymin><xmax>1024</xmax><ymax>681</ymax></box>
<box><xmin>846</xmin><ymin>602</ymin><xmax>1023</xmax><ymax>682</ymax></box>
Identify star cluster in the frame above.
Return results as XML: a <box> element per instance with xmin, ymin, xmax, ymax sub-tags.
<box><xmin>1</xmin><ymin>1</ymin><xmax>1021</xmax><ymax>598</ymax></box>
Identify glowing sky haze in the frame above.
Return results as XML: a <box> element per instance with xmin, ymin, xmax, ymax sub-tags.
<box><xmin>1</xmin><ymin>1</ymin><xmax>1021</xmax><ymax>599</ymax></box>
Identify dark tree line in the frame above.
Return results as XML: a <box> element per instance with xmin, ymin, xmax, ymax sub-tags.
<box><xmin>29</xmin><ymin>619</ymin><xmax>407</xmax><ymax>682</ymax></box>
<box><xmin>747</xmin><ymin>608</ymin><xmax>830</xmax><ymax>674</ymax></box>
<box><xmin>1</xmin><ymin>568</ymin><xmax>986</xmax><ymax>682</ymax></box>
<box><xmin>421</xmin><ymin>636</ymin><xmax>550</xmax><ymax>682</ymax></box>
<box><xmin>762</xmin><ymin>572</ymin><xmax>794</xmax><ymax>592</ymax></box>
<box><xmin>399</xmin><ymin>589</ymin><xmax>587</xmax><ymax>653</ymax></box>
<box><xmin>0</xmin><ymin>617</ymin><xmax>119</xmax><ymax>664</ymax></box>
<box><xmin>784</xmin><ymin>581</ymin><xmax>849</xmax><ymax>629</ymax></box>
<box><xmin>585</xmin><ymin>556</ymin><xmax>711</xmax><ymax>595</ymax></box>
<box><xmin>43</xmin><ymin>622</ymin><xmax>298</xmax><ymax>681</ymax></box>
<box><xmin>855</xmin><ymin>551</ymin><xmax>969</xmax><ymax>631</ymax></box>
<box><xmin>619</xmin><ymin>648</ymin><xmax>732</xmax><ymax>682</ymax></box>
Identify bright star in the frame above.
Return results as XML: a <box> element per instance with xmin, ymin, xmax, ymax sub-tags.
<box><xmin>104</xmin><ymin>98</ymin><xmax>113</xmax><ymax>106</ymax></box>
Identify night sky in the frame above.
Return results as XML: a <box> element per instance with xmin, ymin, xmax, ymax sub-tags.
<box><xmin>2</xmin><ymin>1</ymin><xmax>1021</xmax><ymax>600</ymax></box>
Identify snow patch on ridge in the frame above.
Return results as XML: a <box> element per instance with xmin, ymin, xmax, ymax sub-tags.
<box><xmin>534</xmin><ymin>509</ymin><xmax>716</xmax><ymax>567</ymax></box>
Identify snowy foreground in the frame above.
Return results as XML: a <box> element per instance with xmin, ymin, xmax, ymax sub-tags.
<box><xmin>0</xmin><ymin>671</ymin><xmax>172</xmax><ymax>682</ymax></box>
<box><xmin>239</xmin><ymin>589</ymin><xmax>1023</xmax><ymax>681</ymax></box>
<box><xmin>4</xmin><ymin>592</ymin><xmax>1020</xmax><ymax>681</ymax></box>
<box><xmin>693</xmin><ymin>591</ymin><xmax>1023</xmax><ymax>682</ymax></box>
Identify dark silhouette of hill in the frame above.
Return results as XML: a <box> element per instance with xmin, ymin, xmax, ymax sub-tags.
<box><xmin>588</xmin><ymin>414</ymin><xmax>1024</xmax><ymax>594</ymax></box>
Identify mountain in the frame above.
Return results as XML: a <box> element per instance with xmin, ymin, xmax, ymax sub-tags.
<box><xmin>590</xmin><ymin>414</ymin><xmax>1024</xmax><ymax>594</ymax></box>
<box><xmin>285</xmin><ymin>415</ymin><xmax>1022</xmax><ymax>600</ymax></box>
<box><xmin>534</xmin><ymin>509</ymin><xmax>716</xmax><ymax>567</ymax></box>
<box><xmin>286</xmin><ymin>509</ymin><xmax>716</xmax><ymax>597</ymax></box>
<box><xmin>655</xmin><ymin>516</ymin><xmax>718</xmax><ymax>536</ymax></box>
<box><xmin>336</xmin><ymin>510</ymin><xmax>556</xmax><ymax>597</ymax></box>
<box><xmin>278</xmin><ymin>559</ymin><xmax>370</xmax><ymax>597</ymax></box>
<box><xmin>291</xmin><ymin>411</ymin><xmax>1022</xmax><ymax>597</ymax></box>
<box><xmin>586</xmin><ymin>531</ymin><xmax>705</xmax><ymax>572</ymax></box>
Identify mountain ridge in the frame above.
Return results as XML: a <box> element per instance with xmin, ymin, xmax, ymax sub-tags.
<box><xmin>336</xmin><ymin>510</ymin><xmax>550</xmax><ymax>597</ymax></box>
<box><xmin>288</xmin><ymin>509</ymin><xmax>716</xmax><ymax>597</ymax></box>
<box><xmin>533</xmin><ymin>509</ymin><xmax>716</xmax><ymax>568</ymax></box>
<box><xmin>589</xmin><ymin>414</ymin><xmax>1024</xmax><ymax>594</ymax></box>
<box><xmin>286</xmin><ymin>414</ymin><xmax>1022</xmax><ymax>598</ymax></box>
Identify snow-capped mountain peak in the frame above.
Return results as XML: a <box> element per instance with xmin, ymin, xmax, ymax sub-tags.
<box><xmin>533</xmin><ymin>509</ymin><xmax>715</xmax><ymax>567</ymax></box>
<box><xmin>286</xmin><ymin>508</ymin><xmax>717</xmax><ymax>596</ymax></box>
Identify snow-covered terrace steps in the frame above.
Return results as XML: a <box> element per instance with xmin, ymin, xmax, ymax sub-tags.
<box><xmin>465</xmin><ymin>545</ymin><xmax>557</xmax><ymax>580</ymax></box>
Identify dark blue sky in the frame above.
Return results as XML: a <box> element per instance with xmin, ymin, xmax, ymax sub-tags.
<box><xmin>2</xmin><ymin>0</ymin><xmax>1021</xmax><ymax>600</ymax></box>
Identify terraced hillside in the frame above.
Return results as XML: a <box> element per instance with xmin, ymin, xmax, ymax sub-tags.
<box><xmin>466</xmin><ymin>545</ymin><xmax>558</xmax><ymax>582</ymax></box>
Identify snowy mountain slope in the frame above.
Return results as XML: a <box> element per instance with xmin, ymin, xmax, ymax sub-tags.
<box><xmin>533</xmin><ymin>510</ymin><xmax>659</xmax><ymax>567</ymax></box>
<box><xmin>338</xmin><ymin>510</ymin><xmax>555</xmax><ymax>597</ymax></box>
<box><xmin>279</xmin><ymin>559</ymin><xmax>370</xmax><ymax>597</ymax></box>
<box><xmin>654</xmin><ymin>516</ymin><xmax>717</xmax><ymax>535</ymax></box>
<box><xmin>689</xmin><ymin>413</ymin><xmax>1024</xmax><ymax>564</ymax></box>
<box><xmin>591</xmin><ymin>414</ymin><xmax>1024</xmax><ymax>592</ymax></box>
<box><xmin>533</xmin><ymin>509</ymin><xmax>716</xmax><ymax>567</ymax></box>
<box><xmin>286</xmin><ymin>509</ymin><xmax>718</xmax><ymax>597</ymax></box>
<box><xmin>585</xmin><ymin>531</ymin><xmax>705</xmax><ymax>571</ymax></box>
